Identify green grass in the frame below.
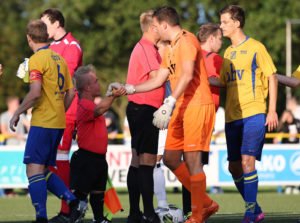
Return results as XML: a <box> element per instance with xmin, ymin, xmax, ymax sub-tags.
<box><xmin>0</xmin><ymin>188</ymin><xmax>299</xmax><ymax>222</ymax></box>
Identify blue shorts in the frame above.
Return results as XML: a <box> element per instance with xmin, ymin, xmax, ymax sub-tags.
<box><xmin>225</xmin><ymin>114</ymin><xmax>266</xmax><ymax>161</ymax></box>
<box><xmin>23</xmin><ymin>126</ymin><xmax>64</xmax><ymax>166</ymax></box>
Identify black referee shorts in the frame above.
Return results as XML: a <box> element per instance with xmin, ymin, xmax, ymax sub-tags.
<box><xmin>70</xmin><ymin>149</ymin><xmax>108</xmax><ymax>193</ymax></box>
<box><xmin>126</xmin><ymin>102</ymin><xmax>159</xmax><ymax>155</ymax></box>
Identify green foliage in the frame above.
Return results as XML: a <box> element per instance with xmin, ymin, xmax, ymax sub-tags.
<box><xmin>0</xmin><ymin>0</ymin><xmax>299</xmax><ymax>118</ymax></box>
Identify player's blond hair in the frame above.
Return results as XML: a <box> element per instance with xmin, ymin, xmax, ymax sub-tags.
<box><xmin>140</xmin><ymin>10</ymin><xmax>154</xmax><ymax>33</ymax></box>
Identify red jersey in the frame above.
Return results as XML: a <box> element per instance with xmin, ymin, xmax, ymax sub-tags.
<box><xmin>50</xmin><ymin>32</ymin><xmax>83</xmax><ymax>120</ymax></box>
<box><xmin>77</xmin><ymin>99</ymin><xmax>108</xmax><ymax>155</ymax></box>
<box><xmin>202</xmin><ymin>50</ymin><xmax>223</xmax><ymax>110</ymax></box>
<box><xmin>126</xmin><ymin>37</ymin><xmax>164</xmax><ymax>108</ymax></box>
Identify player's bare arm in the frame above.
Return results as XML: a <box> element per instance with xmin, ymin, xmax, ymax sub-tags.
<box><xmin>208</xmin><ymin>76</ymin><xmax>225</xmax><ymax>87</ymax></box>
<box><xmin>152</xmin><ymin>60</ymin><xmax>194</xmax><ymax>130</ymax></box>
<box><xmin>132</xmin><ymin>68</ymin><xmax>169</xmax><ymax>93</ymax></box>
<box><xmin>149</xmin><ymin>69</ymin><xmax>160</xmax><ymax>78</ymax></box>
<box><xmin>0</xmin><ymin>64</ymin><xmax>3</xmax><ymax>76</ymax></box>
<box><xmin>276</xmin><ymin>74</ymin><xmax>300</xmax><ymax>88</ymax></box>
<box><xmin>94</xmin><ymin>87</ymin><xmax>126</xmax><ymax>117</ymax></box>
<box><xmin>64</xmin><ymin>87</ymin><xmax>75</xmax><ymax>111</ymax></box>
<box><xmin>265</xmin><ymin>74</ymin><xmax>278</xmax><ymax>132</ymax></box>
<box><xmin>171</xmin><ymin>60</ymin><xmax>194</xmax><ymax>99</ymax></box>
<box><xmin>9</xmin><ymin>81</ymin><xmax>42</xmax><ymax>131</ymax></box>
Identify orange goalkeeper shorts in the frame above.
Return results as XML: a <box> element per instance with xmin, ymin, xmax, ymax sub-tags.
<box><xmin>165</xmin><ymin>103</ymin><xmax>215</xmax><ymax>152</ymax></box>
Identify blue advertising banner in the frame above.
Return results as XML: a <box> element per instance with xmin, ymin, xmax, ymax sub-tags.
<box><xmin>218</xmin><ymin>145</ymin><xmax>300</xmax><ymax>185</ymax></box>
<box><xmin>0</xmin><ymin>149</ymin><xmax>27</xmax><ymax>188</ymax></box>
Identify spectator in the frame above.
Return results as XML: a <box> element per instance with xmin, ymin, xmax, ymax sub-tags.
<box><xmin>0</xmin><ymin>96</ymin><xmax>27</xmax><ymax>145</ymax></box>
<box><xmin>274</xmin><ymin>110</ymin><xmax>300</xmax><ymax>144</ymax></box>
<box><xmin>275</xmin><ymin>110</ymin><xmax>300</xmax><ymax>194</ymax></box>
<box><xmin>286</xmin><ymin>97</ymin><xmax>300</xmax><ymax>120</ymax></box>
<box><xmin>104</xmin><ymin>108</ymin><xmax>122</xmax><ymax>144</ymax></box>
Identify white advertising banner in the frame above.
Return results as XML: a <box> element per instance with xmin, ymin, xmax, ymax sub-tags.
<box><xmin>0</xmin><ymin>144</ymin><xmax>299</xmax><ymax>188</ymax></box>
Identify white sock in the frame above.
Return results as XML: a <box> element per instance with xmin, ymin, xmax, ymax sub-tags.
<box><xmin>153</xmin><ymin>163</ymin><xmax>168</xmax><ymax>208</ymax></box>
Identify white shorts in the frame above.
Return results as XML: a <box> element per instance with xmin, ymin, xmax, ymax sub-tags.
<box><xmin>157</xmin><ymin>129</ymin><xmax>168</xmax><ymax>155</ymax></box>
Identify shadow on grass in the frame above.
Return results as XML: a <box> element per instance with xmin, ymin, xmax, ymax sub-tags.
<box><xmin>1</xmin><ymin>214</ymin><xmax>299</xmax><ymax>223</ymax></box>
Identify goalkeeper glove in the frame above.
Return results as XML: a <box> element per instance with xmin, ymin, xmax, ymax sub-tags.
<box><xmin>16</xmin><ymin>58</ymin><xmax>29</xmax><ymax>83</ymax></box>
<box><xmin>106</xmin><ymin>82</ymin><xmax>124</xmax><ymax>96</ymax></box>
<box><xmin>124</xmin><ymin>84</ymin><xmax>136</xmax><ymax>95</ymax></box>
<box><xmin>153</xmin><ymin>96</ymin><xmax>176</xmax><ymax>129</ymax></box>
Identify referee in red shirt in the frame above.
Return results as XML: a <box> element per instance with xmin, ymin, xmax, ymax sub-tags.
<box><xmin>71</xmin><ymin>65</ymin><xmax>125</xmax><ymax>223</ymax></box>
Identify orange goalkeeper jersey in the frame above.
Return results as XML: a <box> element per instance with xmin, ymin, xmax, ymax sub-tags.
<box><xmin>161</xmin><ymin>30</ymin><xmax>213</xmax><ymax>107</ymax></box>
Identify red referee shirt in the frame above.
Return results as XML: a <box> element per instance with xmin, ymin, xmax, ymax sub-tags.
<box><xmin>77</xmin><ymin>99</ymin><xmax>108</xmax><ymax>154</ymax></box>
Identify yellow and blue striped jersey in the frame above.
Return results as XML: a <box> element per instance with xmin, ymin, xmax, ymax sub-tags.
<box><xmin>29</xmin><ymin>47</ymin><xmax>73</xmax><ymax>128</ymax></box>
<box><xmin>221</xmin><ymin>37</ymin><xmax>276</xmax><ymax>123</ymax></box>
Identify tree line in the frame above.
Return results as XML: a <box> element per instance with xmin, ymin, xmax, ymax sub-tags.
<box><xmin>0</xmin><ymin>0</ymin><xmax>299</xmax><ymax>121</ymax></box>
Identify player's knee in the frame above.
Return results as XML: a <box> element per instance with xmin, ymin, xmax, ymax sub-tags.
<box><xmin>26</xmin><ymin>164</ymin><xmax>45</xmax><ymax>177</ymax></box>
<box><xmin>139</xmin><ymin>153</ymin><xmax>157</xmax><ymax>166</ymax></box>
<box><xmin>241</xmin><ymin>161</ymin><xmax>255</xmax><ymax>173</ymax></box>
<box><xmin>228</xmin><ymin>162</ymin><xmax>243</xmax><ymax>177</ymax></box>
<box><xmin>228</xmin><ymin>165</ymin><xmax>236</xmax><ymax>176</ymax></box>
<box><xmin>163</xmin><ymin>156</ymin><xmax>176</xmax><ymax>170</ymax></box>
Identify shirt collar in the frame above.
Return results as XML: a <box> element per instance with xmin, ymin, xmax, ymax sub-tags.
<box><xmin>37</xmin><ymin>44</ymin><xmax>49</xmax><ymax>51</ymax></box>
<box><xmin>171</xmin><ymin>29</ymin><xmax>186</xmax><ymax>47</ymax></box>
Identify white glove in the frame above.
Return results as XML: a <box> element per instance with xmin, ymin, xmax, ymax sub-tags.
<box><xmin>153</xmin><ymin>96</ymin><xmax>176</xmax><ymax>129</ymax></box>
<box><xmin>106</xmin><ymin>82</ymin><xmax>124</xmax><ymax>96</ymax></box>
<box><xmin>125</xmin><ymin>84</ymin><xmax>136</xmax><ymax>95</ymax></box>
<box><xmin>16</xmin><ymin>58</ymin><xmax>29</xmax><ymax>83</ymax></box>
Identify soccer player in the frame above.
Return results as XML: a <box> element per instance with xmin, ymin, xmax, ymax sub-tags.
<box><xmin>210</xmin><ymin>5</ymin><xmax>278</xmax><ymax>222</ymax></box>
<box><xmin>198</xmin><ymin>23</ymin><xmax>223</xmax><ymax>110</ymax></box>
<box><xmin>276</xmin><ymin>65</ymin><xmax>300</xmax><ymax>88</ymax></box>
<box><xmin>182</xmin><ymin>22</ymin><xmax>223</xmax><ymax>219</ymax></box>
<box><xmin>125</xmin><ymin>10</ymin><xmax>164</xmax><ymax>223</ymax></box>
<box><xmin>40</xmin><ymin>9</ymin><xmax>83</xmax><ymax>222</ymax></box>
<box><xmin>9</xmin><ymin>19</ymin><xmax>83</xmax><ymax>223</ymax></box>
<box><xmin>154</xmin><ymin>40</ymin><xmax>171</xmax><ymax>211</ymax></box>
<box><xmin>71</xmin><ymin>65</ymin><xmax>125</xmax><ymax>223</ymax></box>
<box><xmin>124</xmin><ymin>6</ymin><xmax>218</xmax><ymax>223</ymax></box>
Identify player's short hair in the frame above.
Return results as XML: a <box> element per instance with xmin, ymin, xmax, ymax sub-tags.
<box><xmin>74</xmin><ymin>64</ymin><xmax>96</xmax><ymax>93</ymax></box>
<box><xmin>219</xmin><ymin>5</ymin><xmax>245</xmax><ymax>28</ymax></box>
<box><xmin>197</xmin><ymin>23</ymin><xmax>221</xmax><ymax>43</ymax></box>
<box><xmin>26</xmin><ymin>20</ymin><xmax>49</xmax><ymax>43</ymax></box>
<box><xmin>153</xmin><ymin>6</ymin><xmax>180</xmax><ymax>26</ymax></box>
<box><xmin>140</xmin><ymin>10</ymin><xmax>154</xmax><ymax>32</ymax></box>
<box><xmin>40</xmin><ymin>8</ymin><xmax>65</xmax><ymax>28</ymax></box>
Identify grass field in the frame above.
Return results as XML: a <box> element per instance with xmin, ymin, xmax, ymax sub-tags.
<box><xmin>0</xmin><ymin>188</ymin><xmax>299</xmax><ymax>223</ymax></box>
